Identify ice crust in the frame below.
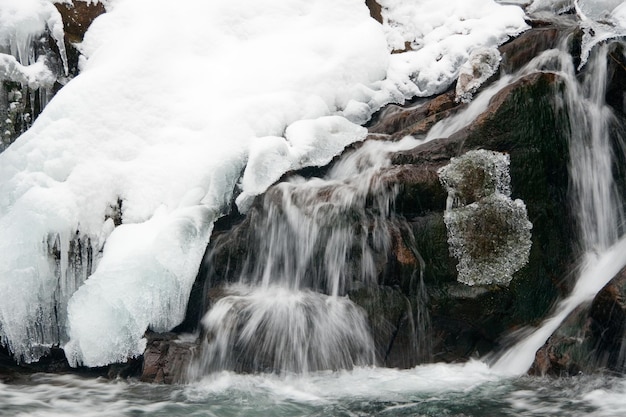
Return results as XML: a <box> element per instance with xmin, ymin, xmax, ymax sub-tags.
<box><xmin>379</xmin><ymin>0</ymin><xmax>529</xmax><ymax>97</ymax></box>
<box><xmin>0</xmin><ymin>0</ymin><xmax>529</xmax><ymax>366</ymax></box>
<box><xmin>573</xmin><ymin>0</ymin><xmax>626</xmax><ymax>67</ymax></box>
<box><xmin>439</xmin><ymin>150</ymin><xmax>532</xmax><ymax>287</ymax></box>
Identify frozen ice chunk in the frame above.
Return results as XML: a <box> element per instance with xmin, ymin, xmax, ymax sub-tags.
<box><xmin>438</xmin><ymin>149</ymin><xmax>512</xmax><ymax>208</ymax></box>
<box><xmin>64</xmin><ymin>206</ymin><xmax>214</xmax><ymax>367</ymax></box>
<box><xmin>236</xmin><ymin>116</ymin><xmax>367</xmax><ymax>212</ymax></box>
<box><xmin>443</xmin><ymin>194</ymin><xmax>532</xmax><ymax>286</ymax></box>
<box><xmin>455</xmin><ymin>47</ymin><xmax>502</xmax><ymax>103</ymax></box>
<box><xmin>438</xmin><ymin>150</ymin><xmax>532</xmax><ymax>286</ymax></box>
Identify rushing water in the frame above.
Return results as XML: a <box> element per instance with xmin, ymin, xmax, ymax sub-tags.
<box><xmin>5</xmin><ymin>367</ymin><xmax>626</xmax><ymax>417</ymax></box>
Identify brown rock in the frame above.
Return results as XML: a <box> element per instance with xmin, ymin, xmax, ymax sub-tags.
<box><xmin>54</xmin><ymin>1</ymin><xmax>106</xmax><ymax>43</ymax></box>
<box><xmin>141</xmin><ymin>332</ymin><xmax>197</xmax><ymax>384</ymax></box>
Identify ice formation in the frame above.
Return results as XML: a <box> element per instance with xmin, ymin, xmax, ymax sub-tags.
<box><xmin>455</xmin><ymin>47</ymin><xmax>502</xmax><ymax>103</ymax></box>
<box><xmin>0</xmin><ymin>0</ymin><xmax>68</xmax><ymax>149</ymax></box>
<box><xmin>378</xmin><ymin>0</ymin><xmax>528</xmax><ymax>97</ymax></box>
<box><xmin>573</xmin><ymin>0</ymin><xmax>626</xmax><ymax>67</ymax></box>
<box><xmin>439</xmin><ymin>150</ymin><xmax>532</xmax><ymax>286</ymax></box>
<box><xmin>0</xmin><ymin>0</ymin><xmax>529</xmax><ymax>366</ymax></box>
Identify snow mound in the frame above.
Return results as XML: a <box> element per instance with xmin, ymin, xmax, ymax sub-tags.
<box><xmin>379</xmin><ymin>0</ymin><xmax>529</xmax><ymax>97</ymax></box>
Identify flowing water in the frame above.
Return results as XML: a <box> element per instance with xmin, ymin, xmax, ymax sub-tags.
<box><xmin>5</xmin><ymin>367</ymin><xmax>626</xmax><ymax>416</ymax></box>
<box><xmin>191</xmin><ymin>137</ymin><xmax>427</xmax><ymax>376</ymax></box>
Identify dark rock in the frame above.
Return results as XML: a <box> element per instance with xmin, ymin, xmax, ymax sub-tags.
<box><xmin>369</xmin><ymin>90</ymin><xmax>462</xmax><ymax>140</ymax></box>
<box><xmin>364</xmin><ymin>0</ymin><xmax>383</xmax><ymax>24</ymax></box>
<box><xmin>531</xmin><ymin>267</ymin><xmax>626</xmax><ymax>376</ymax></box>
<box><xmin>141</xmin><ymin>332</ymin><xmax>197</xmax><ymax>384</ymax></box>
<box><xmin>54</xmin><ymin>1</ymin><xmax>106</xmax><ymax>44</ymax></box>
<box><xmin>350</xmin><ymin>285</ymin><xmax>430</xmax><ymax>368</ymax></box>
<box><xmin>499</xmin><ymin>27</ymin><xmax>561</xmax><ymax>74</ymax></box>
<box><xmin>381</xmin><ymin>71</ymin><xmax>573</xmax><ymax>361</ymax></box>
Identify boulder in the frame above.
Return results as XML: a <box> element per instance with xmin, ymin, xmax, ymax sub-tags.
<box><xmin>141</xmin><ymin>332</ymin><xmax>197</xmax><ymax>384</ymax></box>
<box><xmin>531</xmin><ymin>267</ymin><xmax>626</xmax><ymax>376</ymax></box>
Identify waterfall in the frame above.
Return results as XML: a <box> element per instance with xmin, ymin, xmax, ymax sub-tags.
<box><xmin>491</xmin><ymin>39</ymin><xmax>626</xmax><ymax>375</ymax></box>
<box><xmin>190</xmin><ymin>137</ymin><xmax>429</xmax><ymax>377</ymax></box>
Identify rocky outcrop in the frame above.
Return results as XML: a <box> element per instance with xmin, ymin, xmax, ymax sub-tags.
<box><xmin>531</xmin><ymin>267</ymin><xmax>626</xmax><ymax>376</ymax></box>
<box><xmin>141</xmin><ymin>333</ymin><xmax>196</xmax><ymax>383</ymax></box>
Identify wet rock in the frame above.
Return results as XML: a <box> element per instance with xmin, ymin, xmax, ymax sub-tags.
<box><xmin>141</xmin><ymin>332</ymin><xmax>197</xmax><ymax>384</ymax></box>
<box><xmin>369</xmin><ymin>90</ymin><xmax>461</xmax><ymax>140</ymax></box>
<box><xmin>499</xmin><ymin>26</ymin><xmax>562</xmax><ymax>74</ymax></box>
<box><xmin>532</xmin><ymin>267</ymin><xmax>626</xmax><ymax>376</ymax></box>
<box><xmin>350</xmin><ymin>285</ymin><xmax>430</xmax><ymax>368</ymax></box>
<box><xmin>54</xmin><ymin>1</ymin><xmax>106</xmax><ymax>44</ymax></box>
<box><xmin>385</xmin><ymin>71</ymin><xmax>572</xmax><ymax>361</ymax></box>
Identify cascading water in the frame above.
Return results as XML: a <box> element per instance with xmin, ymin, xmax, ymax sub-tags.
<box><xmin>491</xmin><ymin>38</ymin><xmax>626</xmax><ymax>375</ymax></box>
<box><xmin>190</xmin><ymin>137</ymin><xmax>429</xmax><ymax>377</ymax></box>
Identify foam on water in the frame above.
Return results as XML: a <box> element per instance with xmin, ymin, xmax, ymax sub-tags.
<box><xmin>5</xmin><ymin>366</ymin><xmax>626</xmax><ymax>417</ymax></box>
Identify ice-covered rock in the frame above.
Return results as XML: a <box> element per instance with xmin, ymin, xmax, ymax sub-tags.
<box><xmin>379</xmin><ymin>0</ymin><xmax>528</xmax><ymax>97</ymax></box>
<box><xmin>455</xmin><ymin>48</ymin><xmax>502</xmax><ymax>103</ymax></box>
<box><xmin>0</xmin><ymin>0</ymin><xmax>70</xmax><ymax>149</ymax></box>
<box><xmin>438</xmin><ymin>150</ymin><xmax>532</xmax><ymax>286</ymax></box>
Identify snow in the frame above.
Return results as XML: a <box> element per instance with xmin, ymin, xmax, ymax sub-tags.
<box><xmin>0</xmin><ymin>54</ymin><xmax>55</xmax><ymax>89</ymax></box>
<box><xmin>0</xmin><ymin>0</ymin><xmax>67</xmax><ymax>74</ymax></box>
<box><xmin>379</xmin><ymin>0</ymin><xmax>529</xmax><ymax>97</ymax></box>
<box><xmin>0</xmin><ymin>0</ymin><xmax>529</xmax><ymax>366</ymax></box>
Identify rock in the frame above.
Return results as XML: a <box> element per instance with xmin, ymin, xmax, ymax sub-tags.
<box><xmin>54</xmin><ymin>1</ymin><xmax>106</xmax><ymax>44</ymax></box>
<box><xmin>141</xmin><ymin>332</ymin><xmax>197</xmax><ymax>384</ymax></box>
<box><xmin>532</xmin><ymin>267</ymin><xmax>626</xmax><ymax>375</ymax></box>
<box><xmin>382</xmin><ymin>70</ymin><xmax>573</xmax><ymax>361</ymax></box>
<box><xmin>350</xmin><ymin>285</ymin><xmax>430</xmax><ymax>368</ymax></box>
<box><xmin>369</xmin><ymin>90</ymin><xmax>462</xmax><ymax>140</ymax></box>
<box><xmin>499</xmin><ymin>26</ymin><xmax>562</xmax><ymax>74</ymax></box>
<box><xmin>364</xmin><ymin>0</ymin><xmax>383</xmax><ymax>24</ymax></box>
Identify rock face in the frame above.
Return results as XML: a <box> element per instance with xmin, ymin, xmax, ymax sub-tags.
<box><xmin>531</xmin><ymin>267</ymin><xmax>626</xmax><ymax>376</ymax></box>
<box><xmin>141</xmin><ymin>333</ymin><xmax>196</xmax><ymax>384</ymax></box>
<box><xmin>175</xmin><ymin>23</ymin><xmax>582</xmax><ymax>375</ymax></box>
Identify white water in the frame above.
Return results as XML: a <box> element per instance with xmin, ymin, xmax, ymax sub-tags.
<box><xmin>5</xmin><ymin>367</ymin><xmax>626</xmax><ymax>416</ymax></box>
<box><xmin>194</xmin><ymin>137</ymin><xmax>425</xmax><ymax>376</ymax></box>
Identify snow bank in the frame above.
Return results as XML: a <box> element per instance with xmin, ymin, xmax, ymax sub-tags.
<box><xmin>379</xmin><ymin>0</ymin><xmax>529</xmax><ymax>97</ymax></box>
<box><xmin>0</xmin><ymin>0</ymin><xmax>387</xmax><ymax>365</ymax></box>
<box><xmin>0</xmin><ymin>0</ymin><xmax>530</xmax><ymax>366</ymax></box>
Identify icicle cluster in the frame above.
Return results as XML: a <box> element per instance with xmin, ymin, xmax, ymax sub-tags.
<box><xmin>0</xmin><ymin>0</ymin><xmax>68</xmax><ymax>150</ymax></box>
